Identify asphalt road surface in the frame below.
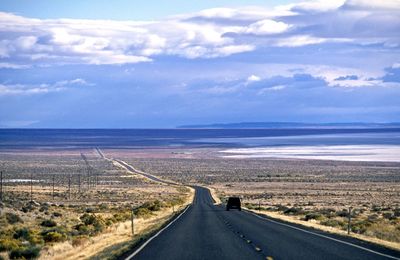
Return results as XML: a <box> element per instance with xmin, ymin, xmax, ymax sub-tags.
<box><xmin>127</xmin><ymin>186</ymin><xmax>400</xmax><ymax>260</ymax></box>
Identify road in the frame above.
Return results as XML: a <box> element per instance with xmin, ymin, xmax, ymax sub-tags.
<box><xmin>127</xmin><ymin>186</ymin><xmax>400</xmax><ymax>260</ymax></box>
<box><xmin>113</xmin><ymin>159</ymin><xmax>177</xmax><ymax>185</ymax></box>
<box><xmin>95</xmin><ymin>148</ymin><xmax>176</xmax><ymax>185</ymax></box>
<box><xmin>95</xmin><ymin>151</ymin><xmax>400</xmax><ymax>260</ymax></box>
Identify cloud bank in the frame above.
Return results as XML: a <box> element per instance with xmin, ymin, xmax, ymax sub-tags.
<box><xmin>0</xmin><ymin>0</ymin><xmax>398</xmax><ymax>66</ymax></box>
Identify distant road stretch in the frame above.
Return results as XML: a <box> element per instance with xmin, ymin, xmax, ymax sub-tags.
<box><xmin>96</xmin><ymin>148</ymin><xmax>176</xmax><ymax>185</ymax></box>
<box><xmin>126</xmin><ymin>186</ymin><xmax>400</xmax><ymax>260</ymax></box>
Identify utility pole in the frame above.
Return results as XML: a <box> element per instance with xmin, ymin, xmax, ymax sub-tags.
<box><xmin>347</xmin><ymin>207</ymin><xmax>352</xmax><ymax>235</ymax></box>
<box><xmin>131</xmin><ymin>209</ymin><xmax>135</xmax><ymax>236</ymax></box>
<box><xmin>52</xmin><ymin>175</ymin><xmax>55</xmax><ymax>200</ymax></box>
<box><xmin>68</xmin><ymin>175</ymin><xmax>71</xmax><ymax>200</ymax></box>
<box><xmin>30</xmin><ymin>172</ymin><xmax>33</xmax><ymax>202</ymax></box>
<box><xmin>88</xmin><ymin>167</ymin><xmax>91</xmax><ymax>190</ymax></box>
<box><xmin>0</xmin><ymin>171</ymin><xmax>3</xmax><ymax>202</ymax></box>
<box><xmin>78</xmin><ymin>174</ymin><xmax>81</xmax><ymax>194</ymax></box>
<box><xmin>258</xmin><ymin>199</ymin><xmax>261</xmax><ymax>211</ymax></box>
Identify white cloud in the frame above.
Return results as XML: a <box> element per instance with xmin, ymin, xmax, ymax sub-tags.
<box><xmin>258</xmin><ymin>85</ymin><xmax>286</xmax><ymax>95</ymax></box>
<box><xmin>342</xmin><ymin>0</ymin><xmax>400</xmax><ymax>10</ymax></box>
<box><xmin>197</xmin><ymin>8</ymin><xmax>238</xmax><ymax>19</ymax></box>
<box><xmin>0</xmin><ymin>84</ymin><xmax>54</xmax><ymax>95</ymax></box>
<box><xmin>0</xmin><ymin>0</ymin><xmax>399</xmax><ymax>66</ymax></box>
<box><xmin>282</xmin><ymin>0</ymin><xmax>346</xmax><ymax>12</ymax></box>
<box><xmin>0</xmin><ymin>78</ymin><xmax>93</xmax><ymax>96</ymax></box>
<box><xmin>244</xmin><ymin>19</ymin><xmax>290</xmax><ymax>35</ymax></box>
<box><xmin>247</xmin><ymin>75</ymin><xmax>261</xmax><ymax>82</ymax></box>
<box><xmin>0</xmin><ymin>62</ymin><xmax>30</xmax><ymax>69</ymax></box>
<box><xmin>275</xmin><ymin>35</ymin><xmax>327</xmax><ymax>47</ymax></box>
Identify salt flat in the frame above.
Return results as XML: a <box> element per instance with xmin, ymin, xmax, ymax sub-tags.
<box><xmin>221</xmin><ymin>145</ymin><xmax>400</xmax><ymax>162</ymax></box>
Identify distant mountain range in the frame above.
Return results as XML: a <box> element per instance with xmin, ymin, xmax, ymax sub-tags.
<box><xmin>177</xmin><ymin>122</ymin><xmax>400</xmax><ymax>129</ymax></box>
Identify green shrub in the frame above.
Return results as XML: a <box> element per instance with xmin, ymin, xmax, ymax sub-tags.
<box><xmin>13</xmin><ymin>228</ymin><xmax>31</xmax><ymax>241</ymax></box>
<box><xmin>77</xmin><ymin>214</ymin><xmax>106</xmax><ymax>235</ymax></box>
<box><xmin>93</xmin><ymin>219</ymin><xmax>105</xmax><ymax>233</ymax></box>
<box><xmin>13</xmin><ymin>228</ymin><xmax>42</xmax><ymax>245</ymax></box>
<box><xmin>99</xmin><ymin>204</ymin><xmax>108</xmax><ymax>210</ymax></box>
<box><xmin>112</xmin><ymin>212</ymin><xmax>130</xmax><ymax>222</ymax></box>
<box><xmin>0</xmin><ymin>238</ymin><xmax>19</xmax><ymax>252</ymax></box>
<box><xmin>141</xmin><ymin>200</ymin><xmax>162</xmax><ymax>211</ymax></box>
<box><xmin>318</xmin><ymin>208</ymin><xmax>335</xmax><ymax>217</ymax></box>
<box><xmin>80</xmin><ymin>213</ymin><xmax>96</xmax><ymax>225</ymax></box>
<box><xmin>21</xmin><ymin>205</ymin><xmax>33</xmax><ymax>213</ymax></box>
<box><xmin>382</xmin><ymin>212</ymin><xmax>395</xmax><ymax>220</ymax></box>
<box><xmin>85</xmin><ymin>208</ymin><xmax>95</xmax><ymax>213</ymax></box>
<box><xmin>321</xmin><ymin>219</ymin><xmax>344</xmax><ymax>228</ymax></box>
<box><xmin>39</xmin><ymin>206</ymin><xmax>48</xmax><ymax>212</ymax></box>
<box><xmin>276</xmin><ymin>205</ymin><xmax>289</xmax><ymax>212</ymax></box>
<box><xmin>134</xmin><ymin>208</ymin><xmax>152</xmax><ymax>218</ymax></box>
<box><xmin>40</xmin><ymin>219</ymin><xmax>57</xmax><ymax>227</ymax></box>
<box><xmin>367</xmin><ymin>214</ymin><xmax>379</xmax><ymax>222</ymax></box>
<box><xmin>9</xmin><ymin>245</ymin><xmax>40</xmax><ymax>259</ymax></box>
<box><xmin>52</xmin><ymin>212</ymin><xmax>62</xmax><ymax>218</ymax></box>
<box><xmin>372</xmin><ymin>205</ymin><xmax>382</xmax><ymax>212</ymax></box>
<box><xmin>336</xmin><ymin>210</ymin><xmax>349</xmax><ymax>217</ymax></box>
<box><xmin>351</xmin><ymin>220</ymin><xmax>371</xmax><ymax>234</ymax></box>
<box><xmin>73</xmin><ymin>224</ymin><xmax>90</xmax><ymax>236</ymax></box>
<box><xmin>304</xmin><ymin>213</ymin><xmax>323</xmax><ymax>221</ymax></box>
<box><xmin>42</xmin><ymin>231</ymin><xmax>66</xmax><ymax>243</ymax></box>
<box><xmin>284</xmin><ymin>207</ymin><xmax>304</xmax><ymax>215</ymax></box>
<box><xmin>169</xmin><ymin>197</ymin><xmax>184</xmax><ymax>206</ymax></box>
<box><xmin>244</xmin><ymin>203</ymin><xmax>256</xmax><ymax>210</ymax></box>
<box><xmin>5</xmin><ymin>213</ymin><xmax>23</xmax><ymax>225</ymax></box>
<box><xmin>105</xmin><ymin>219</ymin><xmax>114</xmax><ymax>226</ymax></box>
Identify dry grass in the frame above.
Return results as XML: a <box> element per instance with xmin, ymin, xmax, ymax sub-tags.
<box><xmin>0</xmin><ymin>149</ymin><xmax>193</xmax><ymax>259</ymax></box>
<box><xmin>39</xmin><ymin>187</ymin><xmax>194</xmax><ymax>260</ymax></box>
<box><xmin>246</xmin><ymin>208</ymin><xmax>400</xmax><ymax>252</ymax></box>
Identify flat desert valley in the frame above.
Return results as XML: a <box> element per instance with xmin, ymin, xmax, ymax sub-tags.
<box><xmin>1</xmin><ymin>143</ymin><xmax>400</xmax><ymax>259</ymax></box>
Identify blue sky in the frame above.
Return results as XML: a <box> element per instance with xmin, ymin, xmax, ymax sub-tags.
<box><xmin>0</xmin><ymin>0</ymin><xmax>298</xmax><ymax>20</ymax></box>
<box><xmin>0</xmin><ymin>0</ymin><xmax>399</xmax><ymax>128</ymax></box>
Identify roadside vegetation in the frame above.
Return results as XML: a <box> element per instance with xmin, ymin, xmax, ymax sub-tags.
<box><xmin>242</xmin><ymin>202</ymin><xmax>400</xmax><ymax>243</ymax></box>
<box><xmin>0</xmin><ymin>150</ymin><xmax>192</xmax><ymax>259</ymax></box>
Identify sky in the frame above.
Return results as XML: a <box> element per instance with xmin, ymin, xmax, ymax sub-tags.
<box><xmin>0</xmin><ymin>0</ymin><xmax>399</xmax><ymax>128</ymax></box>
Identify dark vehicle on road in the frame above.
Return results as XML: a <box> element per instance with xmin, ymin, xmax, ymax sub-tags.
<box><xmin>226</xmin><ymin>197</ymin><xmax>241</xmax><ymax>211</ymax></box>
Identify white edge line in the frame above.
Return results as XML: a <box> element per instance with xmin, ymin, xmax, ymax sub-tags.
<box><xmin>246</xmin><ymin>210</ymin><xmax>400</xmax><ymax>260</ymax></box>
<box><xmin>125</xmin><ymin>204</ymin><xmax>192</xmax><ymax>260</ymax></box>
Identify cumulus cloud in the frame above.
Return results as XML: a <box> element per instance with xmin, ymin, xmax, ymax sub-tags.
<box><xmin>244</xmin><ymin>19</ymin><xmax>291</xmax><ymax>35</ymax></box>
<box><xmin>247</xmin><ymin>75</ymin><xmax>261</xmax><ymax>82</ymax></box>
<box><xmin>0</xmin><ymin>0</ymin><xmax>399</xmax><ymax>66</ymax></box>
